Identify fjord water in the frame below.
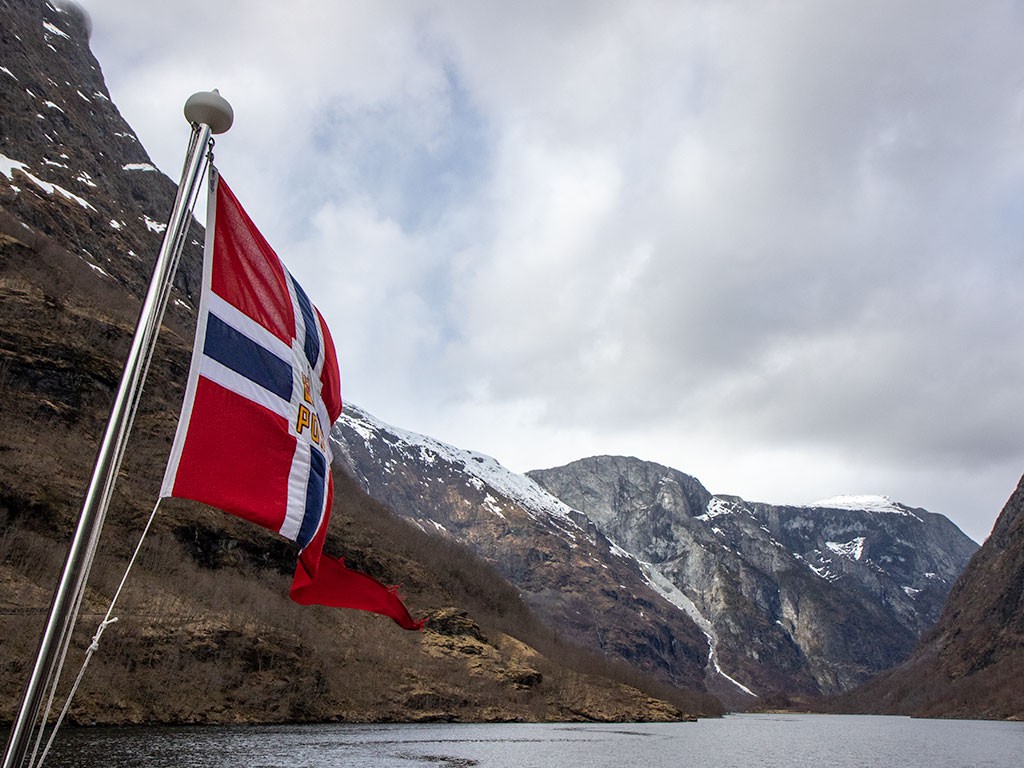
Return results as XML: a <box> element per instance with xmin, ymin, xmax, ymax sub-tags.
<box><xmin>45</xmin><ymin>714</ymin><xmax>1024</xmax><ymax>767</ymax></box>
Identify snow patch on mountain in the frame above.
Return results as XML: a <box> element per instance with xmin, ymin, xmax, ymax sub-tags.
<box><xmin>811</xmin><ymin>495</ymin><xmax>922</xmax><ymax>520</ymax></box>
<box><xmin>142</xmin><ymin>214</ymin><xmax>166</xmax><ymax>233</ymax></box>
<box><xmin>339</xmin><ymin>406</ymin><xmax>580</xmax><ymax>528</ymax></box>
<box><xmin>0</xmin><ymin>152</ymin><xmax>94</xmax><ymax>209</ymax></box>
<box><xmin>0</xmin><ymin>153</ymin><xmax>26</xmax><ymax>180</ymax></box>
<box><xmin>639</xmin><ymin>561</ymin><xmax>756</xmax><ymax>698</ymax></box>
<box><xmin>696</xmin><ymin>496</ymin><xmax>741</xmax><ymax>521</ymax></box>
<box><xmin>826</xmin><ymin>536</ymin><xmax>866</xmax><ymax>561</ymax></box>
<box><xmin>42</xmin><ymin>21</ymin><xmax>71</xmax><ymax>40</ymax></box>
<box><xmin>85</xmin><ymin>261</ymin><xmax>111</xmax><ymax>279</ymax></box>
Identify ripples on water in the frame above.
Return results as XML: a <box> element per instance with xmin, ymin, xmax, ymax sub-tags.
<box><xmin>44</xmin><ymin>714</ymin><xmax>1024</xmax><ymax>768</ymax></box>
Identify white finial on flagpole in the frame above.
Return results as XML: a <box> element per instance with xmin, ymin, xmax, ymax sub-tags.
<box><xmin>184</xmin><ymin>89</ymin><xmax>234</xmax><ymax>134</ymax></box>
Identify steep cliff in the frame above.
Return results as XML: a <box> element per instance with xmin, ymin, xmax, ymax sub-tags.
<box><xmin>833</xmin><ymin>474</ymin><xmax>1024</xmax><ymax>719</ymax></box>
<box><xmin>0</xmin><ymin>0</ymin><xmax>202</xmax><ymax>300</ymax></box>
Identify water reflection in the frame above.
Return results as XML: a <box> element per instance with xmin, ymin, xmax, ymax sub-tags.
<box><xmin>36</xmin><ymin>714</ymin><xmax>1024</xmax><ymax>768</ymax></box>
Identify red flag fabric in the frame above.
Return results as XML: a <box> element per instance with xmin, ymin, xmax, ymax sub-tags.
<box><xmin>162</xmin><ymin>170</ymin><xmax>421</xmax><ymax>630</ymax></box>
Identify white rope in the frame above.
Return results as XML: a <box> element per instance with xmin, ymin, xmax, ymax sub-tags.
<box><xmin>31</xmin><ymin>498</ymin><xmax>163</xmax><ymax>768</ymax></box>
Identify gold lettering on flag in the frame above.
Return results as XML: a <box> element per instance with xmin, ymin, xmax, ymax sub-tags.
<box><xmin>296</xmin><ymin>372</ymin><xmax>326</xmax><ymax>451</ymax></box>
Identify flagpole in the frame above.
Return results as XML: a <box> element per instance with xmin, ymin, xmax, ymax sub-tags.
<box><xmin>2</xmin><ymin>91</ymin><xmax>233</xmax><ymax>768</ymax></box>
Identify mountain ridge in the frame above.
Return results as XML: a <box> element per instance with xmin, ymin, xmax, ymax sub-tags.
<box><xmin>333</xmin><ymin>405</ymin><xmax>720</xmax><ymax>697</ymax></box>
<box><xmin>335</xmin><ymin>411</ymin><xmax>977</xmax><ymax>705</ymax></box>
<box><xmin>528</xmin><ymin>455</ymin><xmax>977</xmax><ymax>699</ymax></box>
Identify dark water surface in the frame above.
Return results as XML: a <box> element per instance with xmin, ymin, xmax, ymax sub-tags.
<box><xmin>43</xmin><ymin>714</ymin><xmax>1024</xmax><ymax>767</ymax></box>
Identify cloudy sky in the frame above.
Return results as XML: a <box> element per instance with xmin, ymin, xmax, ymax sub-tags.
<box><xmin>72</xmin><ymin>0</ymin><xmax>1024</xmax><ymax>542</ymax></box>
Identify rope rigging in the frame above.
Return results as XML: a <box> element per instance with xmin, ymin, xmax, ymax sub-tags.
<box><xmin>30</xmin><ymin>499</ymin><xmax>163</xmax><ymax>768</ymax></box>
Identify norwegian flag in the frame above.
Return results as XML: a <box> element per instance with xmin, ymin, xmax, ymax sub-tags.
<box><xmin>161</xmin><ymin>172</ymin><xmax>421</xmax><ymax>629</ymax></box>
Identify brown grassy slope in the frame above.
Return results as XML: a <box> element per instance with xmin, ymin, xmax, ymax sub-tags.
<box><xmin>0</xmin><ymin>219</ymin><xmax>721</xmax><ymax>724</ymax></box>
<box><xmin>825</xmin><ymin>475</ymin><xmax>1024</xmax><ymax>720</ymax></box>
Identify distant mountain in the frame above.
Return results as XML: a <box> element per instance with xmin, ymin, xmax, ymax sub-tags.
<box><xmin>334</xmin><ymin>414</ymin><xmax>977</xmax><ymax>705</ymax></box>
<box><xmin>338</xmin><ymin>405</ymin><xmax>978</xmax><ymax>707</ymax></box>
<box><xmin>528</xmin><ymin>456</ymin><xmax>978</xmax><ymax>700</ymax></box>
<box><xmin>832</xmin><ymin>474</ymin><xmax>1024</xmax><ymax>719</ymax></box>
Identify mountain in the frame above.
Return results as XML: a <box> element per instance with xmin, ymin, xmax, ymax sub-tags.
<box><xmin>1</xmin><ymin>0</ymin><xmax>716</xmax><ymax>724</ymax></box>
<box><xmin>831</xmin><ymin>474</ymin><xmax>1024</xmax><ymax>719</ymax></box>
<box><xmin>528</xmin><ymin>456</ymin><xmax>977</xmax><ymax>701</ymax></box>
<box><xmin>333</xmin><ymin>414</ymin><xmax>977</xmax><ymax>706</ymax></box>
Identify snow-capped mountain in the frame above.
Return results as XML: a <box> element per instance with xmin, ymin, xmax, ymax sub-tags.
<box><xmin>334</xmin><ymin>410</ymin><xmax>977</xmax><ymax>702</ymax></box>
<box><xmin>530</xmin><ymin>457</ymin><xmax>978</xmax><ymax>697</ymax></box>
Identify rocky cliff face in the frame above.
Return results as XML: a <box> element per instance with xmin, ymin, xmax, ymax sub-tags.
<box><xmin>833</xmin><ymin>474</ymin><xmax>1024</xmax><ymax>719</ymax></box>
<box><xmin>529</xmin><ymin>456</ymin><xmax>978</xmax><ymax>700</ymax></box>
<box><xmin>0</xmin><ymin>0</ymin><xmax>203</xmax><ymax>302</ymax></box>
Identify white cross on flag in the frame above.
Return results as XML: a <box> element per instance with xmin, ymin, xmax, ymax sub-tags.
<box><xmin>161</xmin><ymin>171</ymin><xmax>421</xmax><ymax>629</ymax></box>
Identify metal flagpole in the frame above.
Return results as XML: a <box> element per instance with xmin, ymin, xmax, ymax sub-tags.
<box><xmin>2</xmin><ymin>91</ymin><xmax>233</xmax><ymax>768</ymax></box>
